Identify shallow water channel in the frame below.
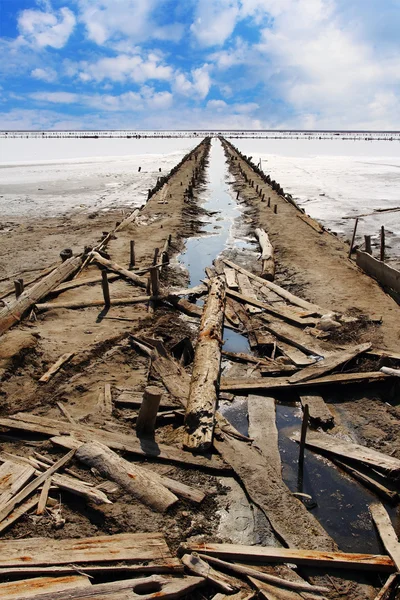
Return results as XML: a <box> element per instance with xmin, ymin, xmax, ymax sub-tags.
<box><xmin>178</xmin><ymin>138</ymin><xmax>398</xmax><ymax>554</ymax></box>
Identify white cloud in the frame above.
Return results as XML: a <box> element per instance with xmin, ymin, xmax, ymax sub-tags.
<box><xmin>31</xmin><ymin>91</ymin><xmax>79</xmax><ymax>104</ymax></box>
<box><xmin>31</xmin><ymin>67</ymin><xmax>57</xmax><ymax>82</ymax></box>
<box><xmin>174</xmin><ymin>65</ymin><xmax>211</xmax><ymax>99</ymax></box>
<box><xmin>18</xmin><ymin>6</ymin><xmax>76</xmax><ymax>49</ymax></box>
<box><xmin>71</xmin><ymin>53</ymin><xmax>173</xmax><ymax>84</ymax></box>
<box><xmin>191</xmin><ymin>0</ymin><xmax>240</xmax><ymax>46</ymax></box>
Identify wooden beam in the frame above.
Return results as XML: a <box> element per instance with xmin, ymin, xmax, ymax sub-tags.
<box><xmin>51</xmin><ymin>273</ymin><xmax>119</xmax><ymax>295</ymax></box>
<box><xmin>0</xmin><ymin>575</ymin><xmax>91</xmax><ymax>600</ymax></box>
<box><xmin>299</xmin><ymin>395</ymin><xmax>334</xmax><ymax>429</ymax></box>
<box><xmin>370</xmin><ymin>503</ymin><xmax>400</xmax><ymax>570</ymax></box>
<box><xmin>181</xmin><ymin>543</ymin><xmax>395</xmax><ymax>572</ymax></box>
<box><xmin>36</xmin><ymin>295</ymin><xmax>151</xmax><ymax>311</ymax></box>
<box><xmin>248</xmin><ymin>395</ymin><xmax>281</xmax><ymax>474</ymax></box>
<box><xmin>91</xmin><ymin>251</ymin><xmax>147</xmax><ymax>288</ymax></box>
<box><xmin>356</xmin><ymin>251</ymin><xmax>400</xmax><ymax>293</ymax></box>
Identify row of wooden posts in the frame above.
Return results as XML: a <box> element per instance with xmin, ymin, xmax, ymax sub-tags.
<box><xmin>236</xmin><ymin>164</ymin><xmax>278</xmax><ymax>214</ymax></box>
<box><xmin>349</xmin><ymin>218</ymin><xmax>386</xmax><ymax>261</ymax></box>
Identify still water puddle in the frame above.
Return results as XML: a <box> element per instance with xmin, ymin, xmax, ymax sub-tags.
<box><xmin>177</xmin><ymin>137</ymin><xmax>398</xmax><ymax>553</ymax></box>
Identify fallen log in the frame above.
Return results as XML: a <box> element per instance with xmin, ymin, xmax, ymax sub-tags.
<box><xmin>36</xmin><ymin>295</ymin><xmax>151</xmax><ymax>311</ymax></box>
<box><xmin>248</xmin><ymin>395</ymin><xmax>281</xmax><ymax>474</ymax></box>
<box><xmin>0</xmin><ymin>256</ymin><xmax>83</xmax><ymax>335</ymax></box>
<box><xmin>198</xmin><ymin>554</ymin><xmax>329</xmax><ymax>594</ymax></box>
<box><xmin>181</xmin><ymin>543</ymin><xmax>394</xmax><ymax>572</ymax></box>
<box><xmin>220</xmin><ymin>371</ymin><xmax>389</xmax><ymax>392</ymax></box>
<box><xmin>222</xmin><ymin>258</ymin><xmax>326</xmax><ymax>315</ymax></box>
<box><xmin>39</xmin><ymin>353</ymin><xmax>74</xmax><ymax>383</ymax></box>
<box><xmin>75</xmin><ymin>441</ymin><xmax>178</xmax><ymax>513</ymax></box>
<box><xmin>181</xmin><ymin>553</ymin><xmax>238</xmax><ymax>593</ymax></box>
<box><xmin>255</xmin><ymin>228</ymin><xmax>275</xmax><ymax>281</ymax></box>
<box><xmin>292</xmin><ymin>430</ymin><xmax>400</xmax><ymax>479</ymax></box>
<box><xmin>166</xmin><ymin>295</ymin><xmax>203</xmax><ymax>317</ymax></box>
<box><xmin>299</xmin><ymin>395</ymin><xmax>334</xmax><ymax>429</ymax></box>
<box><xmin>91</xmin><ymin>251</ymin><xmax>147</xmax><ymax>288</ymax></box>
<box><xmin>183</xmin><ymin>275</ymin><xmax>226</xmax><ymax>451</ymax></box>
<box><xmin>370</xmin><ymin>503</ymin><xmax>400</xmax><ymax>570</ymax></box>
<box><xmin>289</xmin><ymin>343</ymin><xmax>371</xmax><ymax>384</ymax></box>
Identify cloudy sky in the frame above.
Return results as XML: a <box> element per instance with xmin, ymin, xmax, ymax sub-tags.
<box><xmin>1</xmin><ymin>0</ymin><xmax>400</xmax><ymax>130</ymax></box>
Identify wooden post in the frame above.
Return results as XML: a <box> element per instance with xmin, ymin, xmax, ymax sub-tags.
<box><xmin>14</xmin><ymin>279</ymin><xmax>23</xmax><ymax>298</ymax></box>
<box><xmin>299</xmin><ymin>403</ymin><xmax>309</xmax><ymax>469</ymax></box>
<box><xmin>365</xmin><ymin>235</ymin><xmax>372</xmax><ymax>254</ymax></box>
<box><xmin>136</xmin><ymin>386</ymin><xmax>163</xmax><ymax>435</ymax></box>
<box><xmin>273</xmin><ymin>204</ymin><xmax>277</xmax><ymax>214</ymax></box>
<box><xmin>150</xmin><ymin>267</ymin><xmax>159</xmax><ymax>297</ymax></box>
<box><xmin>168</xmin><ymin>234</ymin><xmax>172</xmax><ymax>246</ymax></box>
<box><xmin>268</xmin><ymin>197</ymin><xmax>271</xmax><ymax>207</ymax></box>
<box><xmin>101</xmin><ymin>271</ymin><xmax>110</xmax><ymax>308</ymax></box>
<box><xmin>129</xmin><ymin>240</ymin><xmax>135</xmax><ymax>268</ymax></box>
<box><xmin>380</xmin><ymin>226</ymin><xmax>385</xmax><ymax>262</ymax></box>
<box><xmin>236</xmin><ymin>191</ymin><xmax>239</xmax><ymax>200</ymax></box>
<box><xmin>348</xmin><ymin>217</ymin><xmax>359</xmax><ymax>258</ymax></box>
<box><xmin>153</xmin><ymin>247</ymin><xmax>159</xmax><ymax>266</ymax></box>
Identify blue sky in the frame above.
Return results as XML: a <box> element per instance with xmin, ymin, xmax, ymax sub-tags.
<box><xmin>0</xmin><ymin>0</ymin><xmax>400</xmax><ymax>130</ymax></box>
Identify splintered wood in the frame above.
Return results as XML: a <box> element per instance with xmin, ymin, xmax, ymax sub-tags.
<box><xmin>183</xmin><ymin>275</ymin><xmax>226</xmax><ymax>451</ymax></box>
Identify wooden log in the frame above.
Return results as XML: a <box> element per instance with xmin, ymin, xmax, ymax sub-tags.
<box><xmin>0</xmin><ymin>575</ymin><xmax>91</xmax><ymax>600</ymax></box>
<box><xmin>291</xmin><ymin>430</ymin><xmax>400</xmax><ymax>479</ymax></box>
<box><xmin>183</xmin><ymin>275</ymin><xmax>226</xmax><ymax>451</ymax></box>
<box><xmin>181</xmin><ymin>553</ymin><xmax>238</xmax><ymax>593</ymax></box>
<box><xmin>224</xmin><ymin>268</ymin><xmax>238</xmax><ymax>289</ymax></box>
<box><xmin>254</xmin><ymin>228</ymin><xmax>275</xmax><ymax>281</ymax></box>
<box><xmin>36</xmin><ymin>295</ymin><xmax>151</xmax><ymax>311</ymax></box>
<box><xmin>0</xmin><ymin>256</ymin><xmax>83</xmax><ymax>335</ymax></box>
<box><xmin>39</xmin><ymin>353</ymin><xmax>74</xmax><ymax>383</ymax></box>
<box><xmin>115</xmin><ymin>207</ymin><xmax>141</xmax><ymax>232</ymax></box>
<box><xmin>373</xmin><ymin>574</ymin><xmax>398</xmax><ymax>600</ymax></box>
<box><xmin>199</xmin><ymin>555</ymin><xmax>328</xmax><ymax>594</ymax></box>
<box><xmin>370</xmin><ymin>503</ymin><xmax>400</xmax><ymax>570</ymax></box>
<box><xmin>299</xmin><ymin>395</ymin><xmax>334</xmax><ymax>429</ymax></box>
<box><xmin>136</xmin><ymin>386</ymin><xmax>163</xmax><ymax>434</ymax></box>
<box><xmin>0</xmin><ymin>532</ymin><xmax>174</xmax><ymax>567</ymax></box>
<box><xmin>221</xmin><ymin>371</ymin><xmax>389</xmax><ymax>393</ymax></box>
<box><xmin>222</xmin><ymin>258</ymin><xmax>325</xmax><ymax>315</ymax></box>
<box><xmin>248</xmin><ymin>395</ymin><xmax>281</xmax><ymax>474</ymax></box>
<box><xmin>75</xmin><ymin>441</ymin><xmax>178</xmax><ymax>513</ymax></box>
<box><xmin>331</xmin><ymin>459</ymin><xmax>397</xmax><ymax>503</ymax></box>
<box><xmin>91</xmin><ymin>251</ymin><xmax>146</xmax><ymax>288</ymax></box>
<box><xmin>181</xmin><ymin>543</ymin><xmax>394</xmax><ymax>572</ymax></box>
<box><xmin>166</xmin><ymin>295</ymin><xmax>203</xmax><ymax>317</ymax></box>
<box><xmin>0</xmin><ymin>450</ymin><xmax>75</xmax><ymax>523</ymax></box>
<box><xmin>289</xmin><ymin>343</ymin><xmax>371</xmax><ymax>384</ymax></box>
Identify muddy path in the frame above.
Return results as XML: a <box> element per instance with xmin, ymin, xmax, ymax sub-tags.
<box><xmin>0</xmin><ymin>136</ymin><xmax>399</xmax><ymax>600</ymax></box>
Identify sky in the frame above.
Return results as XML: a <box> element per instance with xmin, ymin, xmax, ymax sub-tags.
<box><xmin>0</xmin><ymin>0</ymin><xmax>400</xmax><ymax>130</ymax></box>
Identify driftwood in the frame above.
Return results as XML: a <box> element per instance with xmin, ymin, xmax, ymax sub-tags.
<box><xmin>182</xmin><ymin>543</ymin><xmax>394</xmax><ymax>571</ymax></box>
<box><xmin>75</xmin><ymin>441</ymin><xmax>178</xmax><ymax>513</ymax></box>
<box><xmin>370</xmin><ymin>503</ymin><xmax>400</xmax><ymax>570</ymax></box>
<box><xmin>183</xmin><ymin>275</ymin><xmax>226</xmax><ymax>451</ymax></box>
<box><xmin>248</xmin><ymin>395</ymin><xmax>281</xmax><ymax>474</ymax></box>
<box><xmin>254</xmin><ymin>228</ymin><xmax>275</xmax><ymax>280</ymax></box>
<box><xmin>299</xmin><ymin>395</ymin><xmax>334</xmax><ymax>429</ymax></box>
<box><xmin>292</xmin><ymin>430</ymin><xmax>400</xmax><ymax>479</ymax></box>
<box><xmin>289</xmin><ymin>343</ymin><xmax>371</xmax><ymax>383</ymax></box>
<box><xmin>0</xmin><ymin>256</ymin><xmax>83</xmax><ymax>335</ymax></box>
<box><xmin>198</xmin><ymin>554</ymin><xmax>329</xmax><ymax>594</ymax></box>
<box><xmin>91</xmin><ymin>251</ymin><xmax>147</xmax><ymax>288</ymax></box>
<box><xmin>39</xmin><ymin>353</ymin><xmax>74</xmax><ymax>383</ymax></box>
<box><xmin>181</xmin><ymin>553</ymin><xmax>238</xmax><ymax>593</ymax></box>
<box><xmin>36</xmin><ymin>296</ymin><xmax>151</xmax><ymax>311</ymax></box>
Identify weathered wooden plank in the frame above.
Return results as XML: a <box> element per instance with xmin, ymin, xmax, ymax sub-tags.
<box><xmin>292</xmin><ymin>430</ymin><xmax>400</xmax><ymax>479</ymax></box>
<box><xmin>357</xmin><ymin>250</ymin><xmax>400</xmax><ymax>293</ymax></box>
<box><xmin>0</xmin><ymin>413</ymin><xmax>228</xmax><ymax>471</ymax></box>
<box><xmin>249</xmin><ymin>577</ymin><xmax>304</xmax><ymax>600</ymax></box>
<box><xmin>370</xmin><ymin>503</ymin><xmax>400</xmax><ymax>570</ymax></box>
<box><xmin>248</xmin><ymin>396</ymin><xmax>281</xmax><ymax>474</ymax></box>
<box><xmin>0</xmin><ymin>533</ymin><xmax>173</xmax><ymax>567</ymax></box>
<box><xmin>0</xmin><ymin>560</ymin><xmax>184</xmax><ymax>578</ymax></box>
<box><xmin>39</xmin><ymin>353</ymin><xmax>74</xmax><ymax>383</ymax></box>
<box><xmin>289</xmin><ymin>343</ymin><xmax>371</xmax><ymax>384</ymax></box>
<box><xmin>227</xmin><ymin>290</ymin><xmax>317</xmax><ymax>326</ymax></box>
<box><xmin>0</xmin><ymin>461</ymin><xmax>35</xmax><ymax>507</ymax></box>
<box><xmin>259</xmin><ymin>314</ymin><xmax>322</xmax><ymax>354</ymax></box>
<box><xmin>299</xmin><ymin>395</ymin><xmax>334</xmax><ymax>429</ymax></box>
<box><xmin>0</xmin><ymin>496</ymin><xmax>39</xmax><ymax>534</ymax></box>
<box><xmin>236</xmin><ymin>274</ymin><xmax>262</xmax><ymax>315</ymax></box>
<box><xmin>221</xmin><ymin>371</ymin><xmax>389</xmax><ymax>392</ymax></box>
<box><xmin>224</xmin><ymin>268</ymin><xmax>238</xmax><ymax>289</ymax></box>
<box><xmin>51</xmin><ymin>273</ymin><xmax>119</xmax><ymax>295</ymax></box>
<box><xmin>182</xmin><ymin>543</ymin><xmax>395</xmax><ymax>572</ymax></box>
<box><xmin>0</xmin><ymin>575</ymin><xmax>91</xmax><ymax>600</ymax></box>
<box><xmin>181</xmin><ymin>553</ymin><xmax>238</xmax><ymax>593</ymax></box>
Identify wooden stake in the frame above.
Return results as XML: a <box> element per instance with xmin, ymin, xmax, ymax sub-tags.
<box><xmin>14</xmin><ymin>279</ymin><xmax>24</xmax><ymax>298</ymax></box>
<box><xmin>299</xmin><ymin>403</ymin><xmax>309</xmax><ymax>469</ymax></box>
<box><xmin>129</xmin><ymin>240</ymin><xmax>135</xmax><ymax>268</ymax></box>
<box><xmin>101</xmin><ymin>270</ymin><xmax>110</xmax><ymax>308</ymax></box>
<box><xmin>150</xmin><ymin>266</ymin><xmax>159</xmax><ymax>297</ymax></box>
<box><xmin>153</xmin><ymin>247</ymin><xmax>159</xmax><ymax>266</ymax></box>
<box><xmin>273</xmin><ymin>204</ymin><xmax>277</xmax><ymax>214</ymax></box>
<box><xmin>267</xmin><ymin>197</ymin><xmax>271</xmax><ymax>207</ymax></box>
<box><xmin>36</xmin><ymin>478</ymin><xmax>51</xmax><ymax>515</ymax></box>
<box><xmin>136</xmin><ymin>386</ymin><xmax>163</xmax><ymax>435</ymax></box>
<box><xmin>349</xmin><ymin>217</ymin><xmax>359</xmax><ymax>257</ymax></box>
<box><xmin>380</xmin><ymin>225</ymin><xmax>385</xmax><ymax>262</ymax></box>
<box><xmin>365</xmin><ymin>235</ymin><xmax>372</xmax><ymax>254</ymax></box>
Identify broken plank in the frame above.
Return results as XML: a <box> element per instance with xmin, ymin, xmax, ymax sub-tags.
<box><xmin>181</xmin><ymin>553</ymin><xmax>238</xmax><ymax>593</ymax></box>
<box><xmin>299</xmin><ymin>395</ymin><xmax>334</xmax><ymax>429</ymax></box>
<box><xmin>0</xmin><ymin>533</ymin><xmax>173</xmax><ymax>567</ymax></box>
<box><xmin>258</xmin><ymin>314</ymin><xmax>322</xmax><ymax>354</ymax></box>
<box><xmin>0</xmin><ymin>496</ymin><xmax>39</xmax><ymax>534</ymax></box>
<box><xmin>104</xmin><ymin>383</ymin><xmax>113</xmax><ymax>415</ymax></box>
<box><xmin>36</xmin><ymin>296</ymin><xmax>151</xmax><ymax>311</ymax></box>
<box><xmin>50</xmin><ymin>472</ymin><xmax>111</xmax><ymax>505</ymax></box>
<box><xmin>248</xmin><ymin>395</ymin><xmax>281</xmax><ymax>474</ymax></box>
<box><xmin>36</xmin><ymin>478</ymin><xmax>51</xmax><ymax>515</ymax></box>
<box><xmin>289</xmin><ymin>343</ymin><xmax>371</xmax><ymax>384</ymax></box>
<box><xmin>370</xmin><ymin>503</ymin><xmax>400</xmax><ymax>570</ymax></box>
<box><xmin>297</xmin><ymin>212</ymin><xmax>324</xmax><ymax>234</ymax></box>
<box><xmin>0</xmin><ymin>560</ymin><xmax>184</xmax><ymax>578</ymax></box>
<box><xmin>91</xmin><ymin>251</ymin><xmax>147</xmax><ymax>288</ymax></box>
<box><xmin>0</xmin><ymin>449</ymin><xmax>75</xmax><ymax>523</ymax></box>
<box><xmin>222</xmin><ymin>258</ymin><xmax>325</xmax><ymax>315</ymax></box>
<box><xmin>212</xmin><ymin>593</ymin><xmax>255</xmax><ymax>600</ymax></box>
<box><xmin>0</xmin><ymin>461</ymin><xmax>35</xmax><ymax>507</ymax></box>
<box><xmin>0</xmin><ymin>413</ymin><xmax>228</xmax><ymax>471</ymax></box>
<box><xmin>181</xmin><ymin>543</ymin><xmax>394</xmax><ymax>572</ymax></box>
<box><xmin>115</xmin><ymin>391</ymin><xmax>179</xmax><ymax>410</ymax></box>
<box><xmin>236</xmin><ymin>273</ymin><xmax>263</xmax><ymax>315</ymax></box>
<box><xmin>249</xmin><ymin>577</ymin><xmax>304</xmax><ymax>600</ymax></box>
<box><xmin>200</xmin><ymin>554</ymin><xmax>328</xmax><ymax>594</ymax></box>
<box><xmin>224</xmin><ymin>267</ymin><xmax>238</xmax><ymax>289</ymax></box>
<box><xmin>277</xmin><ymin>341</ymin><xmax>316</xmax><ymax>367</ymax></box>
<box><xmin>292</xmin><ymin>430</ymin><xmax>400</xmax><ymax>479</ymax></box>
<box><xmin>220</xmin><ymin>371</ymin><xmax>389</xmax><ymax>393</ymax></box>
<box><xmin>0</xmin><ymin>575</ymin><xmax>91</xmax><ymax>600</ymax></box>
<box><xmin>39</xmin><ymin>353</ymin><xmax>74</xmax><ymax>383</ymax></box>
<box><xmin>222</xmin><ymin>351</ymin><xmax>280</xmax><ymax>368</ymax></box>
